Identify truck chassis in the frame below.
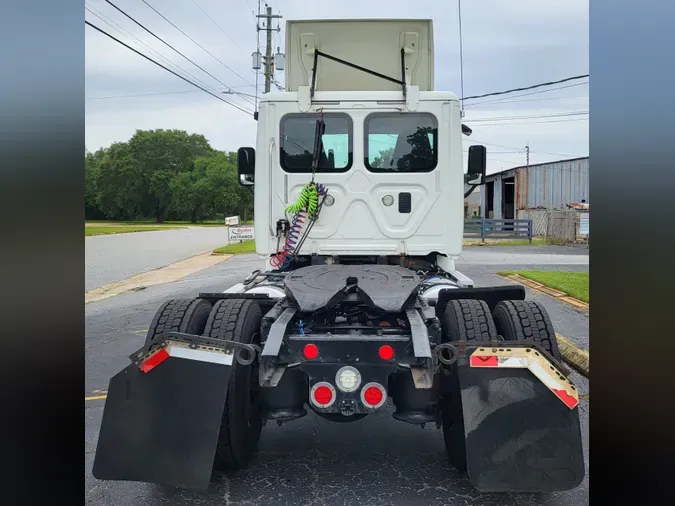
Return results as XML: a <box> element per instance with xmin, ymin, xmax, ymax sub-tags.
<box><xmin>92</xmin><ymin>262</ymin><xmax>585</xmax><ymax>493</ymax></box>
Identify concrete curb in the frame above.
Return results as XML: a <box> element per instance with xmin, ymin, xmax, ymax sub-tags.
<box><xmin>500</xmin><ymin>273</ymin><xmax>589</xmax><ymax>313</ymax></box>
<box><xmin>85</xmin><ymin>252</ymin><xmax>233</xmax><ymax>304</ymax></box>
<box><xmin>556</xmin><ymin>333</ymin><xmax>589</xmax><ymax>377</ymax></box>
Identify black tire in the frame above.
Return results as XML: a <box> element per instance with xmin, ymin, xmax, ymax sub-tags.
<box><xmin>439</xmin><ymin>299</ymin><xmax>498</xmax><ymax>472</ymax></box>
<box><xmin>441</xmin><ymin>299</ymin><xmax>499</xmax><ymax>343</ymax></box>
<box><xmin>144</xmin><ymin>298</ymin><xmax>213</xmax><ymax>347</ymax></box>
<box><xmin>204</xmin><ymin>298</ymin><xmax>263</xmax><ymax>472</ymax></box>
<box><xmin>493</xmin><ymin>300</ymin><xmax>561</xmax><ymax>362</ymax></box>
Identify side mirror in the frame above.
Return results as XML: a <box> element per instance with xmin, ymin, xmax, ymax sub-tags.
<box><xmin>237</xmin><ymin>147</ymin><xmax>255</xmax><ymax>186</ymax></box>
<box><xmin>466</xmin><ymin>145</ymin><xmax>486</xmax><ymax>185</ymax></box>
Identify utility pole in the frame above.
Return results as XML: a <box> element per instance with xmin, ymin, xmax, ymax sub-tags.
<box><xmin>525</xmin><ymin>142</ymin><xmax>530</xmax><ymax>168</ymax></box>
<box><xmin>256</xmin><ymin>6</ymin><xmax>282</xmax><ymax>94</ymax></box>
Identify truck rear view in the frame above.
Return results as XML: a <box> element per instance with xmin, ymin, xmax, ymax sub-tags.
<box><xmin>92</xmin><ymin>18</ymin><xmax>585</xmax><ymax>494</ymax></box>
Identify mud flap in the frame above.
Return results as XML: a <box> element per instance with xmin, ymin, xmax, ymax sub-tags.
<box><xmin>457</xmin><ymin>349</ymin><xmax>585</xmax><ymax>492</ymax></box>
<box><xmin>92</xmin><ymin>342</ymin><xmax>234</xmax><ymax>490</ymax></box>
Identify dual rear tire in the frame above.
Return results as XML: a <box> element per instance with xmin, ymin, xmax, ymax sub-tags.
<box><xmin>144</xmin><ymin>297</ymin><xmax>264</xmax><ymax>474</ymax></box>
<box><xmin>439</xmin><ymin>298</ymin><xmax>561</xmax><ymax>471</ymax></box>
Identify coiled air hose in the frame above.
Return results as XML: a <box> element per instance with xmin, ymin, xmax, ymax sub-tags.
<box><xmin>270</xmin><ymin>182</ymin><xmax>329</xmax><ymax>269</ymax></box>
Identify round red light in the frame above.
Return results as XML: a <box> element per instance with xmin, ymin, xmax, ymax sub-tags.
<box><xmin>313</xmin><ymin>385</ymin><xmax>333</xmax><ymax>405</ymax></box>
<box><xmin>303</xmin><ymin>344</ymin><xmax>319</xmax><ymax>360</ymax></box>
<box><xmin>378</xmin><ymin>345</ymin><xmax>394</xmax><ymax>361</ymax></box>
<box><xmin>363</xmin><ymin>386</ymin><xmax>383</xmax><ymax>406</ymax></box>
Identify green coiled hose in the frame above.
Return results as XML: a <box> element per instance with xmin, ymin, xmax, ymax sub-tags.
<box><xmin>286</xmin><ymin>183</ymin><xmax>320</xmax><ymax>216</ymax></box>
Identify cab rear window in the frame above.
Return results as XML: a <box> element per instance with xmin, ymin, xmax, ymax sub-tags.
<box><xmin>280</xmin><ymin>113</ymin><xmax>353</xmax><ymax>172</ymax></box>
<box><xmin>364</xmin><ymin>112</ymin><xmax>438</xmax><ymax>172</ymax></box>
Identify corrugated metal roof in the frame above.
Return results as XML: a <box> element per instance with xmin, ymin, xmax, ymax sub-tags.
<box><xmin>486</xmin><ymin>156</ymin><xmax>588</xmax><ymax>178</ymax></box>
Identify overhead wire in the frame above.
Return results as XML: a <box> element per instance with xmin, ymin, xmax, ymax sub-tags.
<box><xmin>465</xmin><ymin>81</ymin><xmax>588</xmax><ymax>106</ymax></box>
<box><xmin>189</xmin><ymin>0</ymin><xmax>243</xmax><ymax>49</ymax></box>
<box><xmin>139</xmin><ymin>0</ymin><xmax>258</xmax><ymax>90</ymax></box>
<box><xmin>86</xmin><ymin>3</ymin><xmax>217</xmax><ymax>93</ymax></box>
<box><xmin>462</xmin><ymin>75</ymin><xmax>589</xmax><ymax>102</ymax></box>
<box><xmin>85</xmin><ymin>20</ymin><xmax>254</xmax><ymax>116</ymax></box>
<box><xmin>100</xmin><ymin>0</ymin><xmax>255</xmax><ymax>107</ymax></box>
<box><xmin>465</xmin><ymin>111</ymin><xmax>588</xmax><ymax>122</ymax></box>
<box><xmin>470</xmin><ymin>117</ymin><xmax>588</xmax><ymax>127</ymax></box>
<box><xmin>466</xmin><ymin>94</ymin><xmax>588</xmax><ymax>107</ymax></box>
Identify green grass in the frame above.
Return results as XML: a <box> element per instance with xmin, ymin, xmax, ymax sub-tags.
<box><xmin>463</xmin><ymin>237</ymin><xmax>561</xmax><ymax>247</ymax></box>
<box><xmin>498</xmin><ymin>270</ymin><xmax>589</xmax><ymax>302</ymax></box>
<box><xmin>85</xmin><ymin>225</ymin><xmax>184</xmax><ymax>236</ymax></box>
<box><xmin>85</xmin><ymin>220</ymin><xmax>230</xmax><ymax>227</ymax></box>
<box><xmin>213</xmin><ymin>240</ymin><xmax>256</xmax><ymax>255</ymax></box>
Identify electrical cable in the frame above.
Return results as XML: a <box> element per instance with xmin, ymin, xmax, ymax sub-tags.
<box><xmin>462</xmin><ymin>75</ymin><xmax>589</xmax><ymax>102</ymax></box>
<box><xmin>101</xmin><ymin>0</ymin><xmax>255</xmax><ymax>107</ymax></box>
<box><xmin>85</xmin><ymin>20</ymin><xmax>254</xmax><ymax>116</ymax></box>
<box><xmin>465</xmin><ymin>111</ymin><xmax>588</xmax><ymax>122</ymax></box>
<box><xmin>139</xmin><ymin>0</ymin><xmax>258</xmax><ymax>89</ymax></box>
<box><xmin>85</xmin><ymin>3</ymin><xmax>217</xmax><ymax>93</ymax></box>
<box><xmin>189</xmin><ymin>0</ymin><xmax>243</xmax><ymax>49</ymax></box>
<box><xmin>464</xmin><ymin>81</ymin><xmax>588</xmax><ymax>106</ymax></box>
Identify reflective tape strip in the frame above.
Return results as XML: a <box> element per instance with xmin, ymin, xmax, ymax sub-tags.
<box><xmin>469</xmin><ymin>347</ymin><xmax>579</xmax><ymax>409</ymax></box>
<box><xmin>140</xmin><ymin>348</ymin><xmax>169</xmax><ymax>373</ymax></box>
<box><xmin>528</xmin><ymin>361</ymin><xmax>578</xmax><ymax>409</ymax></box>
<box><xmin>168</xmin><ymin>344</ymin><xmax>234</xmax><ymax>366</ymax></box>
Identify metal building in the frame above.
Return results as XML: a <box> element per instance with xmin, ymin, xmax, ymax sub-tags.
<box><xmin>480</xmin><ymin>157</ymin><xmax>589</xmax><ymax>219</ymax></box>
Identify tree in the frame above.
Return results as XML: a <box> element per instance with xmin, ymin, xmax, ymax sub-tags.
<box><xmin>127</xmin><ymin>129</ymin><xmax>213</xmax><ymax>222</ymax></box>
<box><xmin>95</xmin><ymin>142</ymin><xmax>145</xmax><ymax>220</ymax></box>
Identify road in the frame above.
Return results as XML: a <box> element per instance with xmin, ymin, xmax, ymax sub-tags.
<box><xmin>85</xmin><ymin>247</ymin><xmax>589</xmax><ymax>506</ymax></box>
<box><xmin>85</xmin><ymin>227</ymin><xmax>230</xmax><ymax>291</ymax></box>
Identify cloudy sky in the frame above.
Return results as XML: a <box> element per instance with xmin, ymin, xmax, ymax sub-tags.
<box><xmin>85</xmin><ymin>0</ymin><xmax>588</xmax><ymax>175</ymax></box>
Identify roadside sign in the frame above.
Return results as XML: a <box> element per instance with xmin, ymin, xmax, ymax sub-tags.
<box><xmin>225</xmin><ymin>216</ymin><xmax>240</xmax><ymax>226</ymax></box>
<box><xmin>579</xmin><ymin>213</ymin><xmax>589</xmax><ymax>235</ymax></box>
<box><xmin>228</xmin><ymin>225</ymin><xmax>255</xmax><ymax>242</ymax></box>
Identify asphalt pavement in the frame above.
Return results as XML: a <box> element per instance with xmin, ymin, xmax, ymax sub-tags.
<box><xmin>85</xmin><ymin>247</ymin><xmax>589</xmax><ymax>506</ymax></box>
<box><xmin>85</xmin><ymin>227</ymin><xmax>231</xmax><ymax>291</ymax></box>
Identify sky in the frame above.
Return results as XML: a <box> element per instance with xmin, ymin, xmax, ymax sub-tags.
<box><xmin>85</xmin><ymin>0</ymin><xmax>588</xmax><ymax>175</ymax></box>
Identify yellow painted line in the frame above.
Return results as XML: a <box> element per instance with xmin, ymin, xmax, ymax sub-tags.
<box><xmin>85</xmin><ymin>395</ymin><xmax>107</xmax><ymax>401</ymax></box>
<box><xmin>501</xmin><ymin>274</ymin><xmax>589</xmax><ymax>312</ymax></box>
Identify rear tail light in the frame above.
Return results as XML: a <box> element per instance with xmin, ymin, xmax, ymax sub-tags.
<box><xmin>360</xmin><ymin>382</ymin><xmax>387</xmax><ymax>409</ymax></box>
<box><xmin>310</xmin><ymin>382</ymin><xmax>336</xmax><ymax>408</ymax></box>
<box><xmin>378</xmin><ymin>344</ymin><xmax>394</xmax><ymax>361</ymax></box>
<box><xmin>303</xmin><ymin>343</ymin><xmax>319</xmax><ymax>360</ymax></box>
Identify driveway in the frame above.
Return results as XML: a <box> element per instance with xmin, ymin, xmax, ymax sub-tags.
<box><xmin>85</xmin><ymin>227</ymin><xmax>230</xmax><ymax>291</ymax></box>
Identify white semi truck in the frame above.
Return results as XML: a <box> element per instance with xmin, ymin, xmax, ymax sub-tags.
<box><xmin>93</xmin><ymin>19</ymin><xmax>585</xmax><ymax>494</ymax></box>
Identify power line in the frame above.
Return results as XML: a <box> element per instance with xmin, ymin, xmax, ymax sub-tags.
<box><xmin>471</xmin><ymin>117</ymin><xmax>588</xmax><ymax>127</ymax></box>
<box><xmin>87</xmin><ymin>90</ymin><xmax>202</xmax><ymax>100</ymax></box>
<box><xmin>465</xmin><ymin>111</ymin><xmax>588</xmax><ymax>122</ymax></box>
<box><xmin>85</xmin><ymin>21</ymin><xmax>254</xmax><ymax>116</ymax></box>
<box><xmin>189</xmin><ymin>0</ymin><xmax>243</xmax><ymax>49</ymax></box>
<box><xmin>466</xmin><ymin>94</ymin><xmax>588</xmax><ymax>107</ymax></box>
<box><xmin>464</xmin><ymin>139</ymin><xmax>582</xmax><ymax>159</ymax></box>
<box><xmin>462</xmin><ymin>74</ymin><xmax>589</xmax><ymax>102</ymax></box>
<box><xmin>139</xmin><ymin>0</ymin><xmax>257</xmax><ymax>89</ymax></box>
<box><xmin>465</xmin><ymin>81</ymin><xmax>588</xmax><ymax>106</ymax></box>
<box><xmin>101</xmin><ymin>0</ymin><xmax>255</xmax><ymax>107</ymax></box>
<box><xmin>85</xmin><ymin>3</ymin><xmax>217</xmax><ymax>94</ymax></box>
